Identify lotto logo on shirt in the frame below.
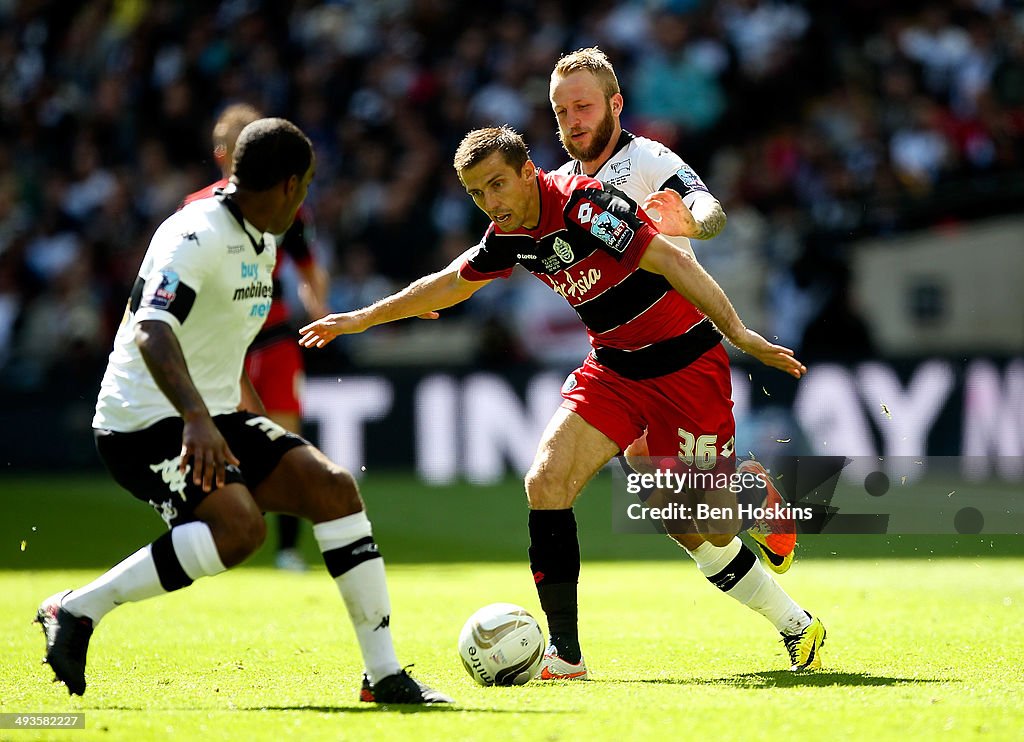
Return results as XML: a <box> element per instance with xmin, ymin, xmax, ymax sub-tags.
<box><xmin>146</xmin><ymin>271</ymin><xmax>179</xmax><ymax>310</ymax></box>
<box><xmin>589</xmin><ymin>212</ymin><xmax>633</xmax><ymax>253</ymax></box>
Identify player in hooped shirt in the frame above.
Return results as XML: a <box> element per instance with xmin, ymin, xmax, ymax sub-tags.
<box><xmin>300</xmin><ymin>126</ymin><xmax>824</xmax><ymax>678</ymax></box>
<box><xmin>546</xmin><ymin>47</ymin><xmax>826</xmax><ymax>677</ymax></box>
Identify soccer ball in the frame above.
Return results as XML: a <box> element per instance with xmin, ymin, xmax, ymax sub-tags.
<box><xmin>458</xmin><ymin>603</ymin><xmax>545</xmax><ymax>686</ymax></box>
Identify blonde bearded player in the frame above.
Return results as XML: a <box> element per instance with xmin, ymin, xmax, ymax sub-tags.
<box><xmin>546</xmin><ymin>47</ymin><xmax>822</xmax><ymax>677</ymax></box>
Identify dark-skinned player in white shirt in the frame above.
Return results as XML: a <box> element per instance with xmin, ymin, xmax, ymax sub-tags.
<box><xmin>35</xmin><ymin>118</ymin><xmax>451</xmax><ymax>705</ymax></box>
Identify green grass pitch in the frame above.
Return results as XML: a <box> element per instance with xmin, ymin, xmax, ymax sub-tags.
<box><xmin>1</xmin><ymin>473</ymin><xmax>1023</xmax><ymax>741</ymax></box>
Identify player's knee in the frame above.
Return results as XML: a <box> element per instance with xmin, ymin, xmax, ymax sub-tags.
<box><xmin>327</xmin><ymin>466</ymin><xmax>363</xmax><ymax>515</ymax></box>
<box><xmin>524</xmin><ymin>466</ymin><xmax>572</xmax><ymax>509</ymax></box>
<box><xmin>295</xmin><ymin>462</ymin><xmax>363</xmax><ymax>520</ymax></box>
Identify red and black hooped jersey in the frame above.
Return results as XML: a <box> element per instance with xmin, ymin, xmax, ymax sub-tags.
<box><xmin>460</xmin><ymin>170</ymin><xmax>721</xmax><ymax>380</ymax></box>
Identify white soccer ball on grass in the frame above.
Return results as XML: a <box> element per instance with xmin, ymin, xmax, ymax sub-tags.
<box><xmin>457</xmin><ymin>602</ymin><xmax>545</xmax><ymax>686</ymax></box>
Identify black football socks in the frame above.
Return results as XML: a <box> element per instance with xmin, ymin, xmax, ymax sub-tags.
<box><xmin>528</xmin><ymin>508</ymin><xmax>582</xmax><ymax>664</ymax></box>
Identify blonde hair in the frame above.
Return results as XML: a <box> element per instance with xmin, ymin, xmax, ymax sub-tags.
<box><xmin>212</xmin><ymin>103</ymin><xmax>262</xmax><ymax>165</ymax></box>
<box><xmin>551</xmin><ymin>47</ymin><xmax>620</xmax><ymax>100</ymax></box>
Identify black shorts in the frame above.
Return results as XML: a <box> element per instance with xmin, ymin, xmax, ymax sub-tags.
<box><xmin>95</xmin><ymin>412</ymin><xmax>308</xmax><ymax>527</ymax></box>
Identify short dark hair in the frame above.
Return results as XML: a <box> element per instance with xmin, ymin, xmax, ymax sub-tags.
<box><xmin>453</xmin><ymin>126</ymin><xmax>530</xmax><ymax>174</ymax></box>
<box><xmin>232</xmin><ymin>118</ymin><xmax>313</xmax><ymax>191</ymax></box>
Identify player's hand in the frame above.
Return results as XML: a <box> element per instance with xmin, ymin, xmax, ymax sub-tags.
<box><xmin>299</xmin><ymin>310</ymin><xmax>441</xmax><ymax>348</ymax></box>
<box><xmin>642</xmin><ymin>188</ymin><xmax>699</xmax><ymax>238</ymax></box>
<box><xmin>298</xmin><ymin>312</ymin><xmax>369</xmax><ymax>347</ymax></box>
<box><xmin>732</xmin><ymin>329</ymin><xmax>807</xmax><ymax>379</ymax></box>
<box><xmin>180</xmin><ymin>416</ymin><xmax>240</xmax><ymax>493</ymax></box>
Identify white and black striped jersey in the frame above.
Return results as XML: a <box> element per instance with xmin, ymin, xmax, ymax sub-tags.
<box><xmin>93</xmin><ymin>193</ymin><xmax>277</xmax><ymax>432</ymax></box>
<box><xmin>555</xmin><ymin>131</ymin><xmax>716</xmax><ymax>256</ymax></box>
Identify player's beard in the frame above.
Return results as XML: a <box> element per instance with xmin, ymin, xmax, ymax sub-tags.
<box><xmin>560</xmin><ymin>102</ymin><xmax>615</xmax><ymax>164</ymax></box>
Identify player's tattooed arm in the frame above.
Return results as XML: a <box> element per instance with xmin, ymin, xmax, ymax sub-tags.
<box><xmin>136</xmin><ymin>320</ymin><xmax>239</xmax><ymax>490</ymax></box>
<box><xmin>690</xmin><ymin>195</ymin><xmax>727</xmax><ymax>240</ymax></box>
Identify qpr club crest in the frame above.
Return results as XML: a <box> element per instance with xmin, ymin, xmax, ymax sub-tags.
<box><xmin>553</xmin><ymin>237</ymin><xmax>574</xmax><ymax>264</ymax></box>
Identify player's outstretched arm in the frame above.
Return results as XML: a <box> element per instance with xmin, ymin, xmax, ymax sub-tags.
<box><xmin>639</xmin><ymin>236</ymin><xmax>806</xmax><ymax>379</ymax></box>
<box><xmin>642</xmin><ymin>189</ymin><xmax>726</xmax><ymax>240</ymax></box>
<box><xmin>135</xmin><ymin>320</ymin><xmax>240</xmax><ymax>490</ymax></box>
<box><xmin>299</xmin><ymin>264</ymin><xmax>491</xmax><ymax>348</ymax></box>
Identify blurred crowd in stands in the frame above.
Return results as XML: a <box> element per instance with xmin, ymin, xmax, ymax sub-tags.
<box><xmin>1</xmin><ymin>0</ymin><xmax>1023</xmax><ymax>393</ymax></box>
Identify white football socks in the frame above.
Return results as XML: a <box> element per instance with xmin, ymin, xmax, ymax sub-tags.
<box><xmin>687</xmin><ymin>538</ymin><xmax>811</xmax><ymax>636</ymax></box>
<box><xmin>171</xmin><ymin>521</ymin><xmax>228</xmax><ymax>579</ymax></box>
<box><xmin>62</xmin><ymin>521</ymin><xmax>226</xmax><ymax>625</ymax></box>
<box><xmin>314</xmin><ymin>512</ymin><xmax>401</xmax><ymax>684</ymax></box>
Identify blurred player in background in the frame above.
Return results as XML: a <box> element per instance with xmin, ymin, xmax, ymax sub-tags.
<box><xmin>182</xmin><ymin>103</ymin><xmax>329</xmax><ymax>572</ymax></box>
<box><xmin>547</xmin><ymin>47</ymin><xmax>807</xmax><ymax>675</ymax></box>
<box><xmin>35</xmin><ymin>119</ymin><xmax>451</xmax><ymax>705</ymax></box>
<box><xmin>299</xmin><ymin>126</ymin><xmax>825</xmax><ymax>680</ymax></box>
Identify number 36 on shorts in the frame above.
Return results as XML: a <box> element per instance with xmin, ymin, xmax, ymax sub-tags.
<box><xmin>677</xmin><ymin>428</ymin><xmax>735</xmax><ymax>470</ymax></box>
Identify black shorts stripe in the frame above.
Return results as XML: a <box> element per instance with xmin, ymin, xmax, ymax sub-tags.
<box><xmin>321</xmin><ymin>536</ymin><xmax>381</xmax><ymax>578</ymax></box>
<box><xmin>575</xmin><ymin>271</ymin><xmax>670</xmax><ymax>333</ymax></box>
<box><xmin>151</xmin><ymin>530</ymin><xmax>194</xmax><ymax>592</ymax></box>
<box><xmin>707</xmin><ymin>542</ymin><xmax>757</xmax><ymax>592</ymax></box>
<box><xmin>593</xmin><ymin>319</ymin><xmax>722</xmax><ymax>380</ymax></box>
